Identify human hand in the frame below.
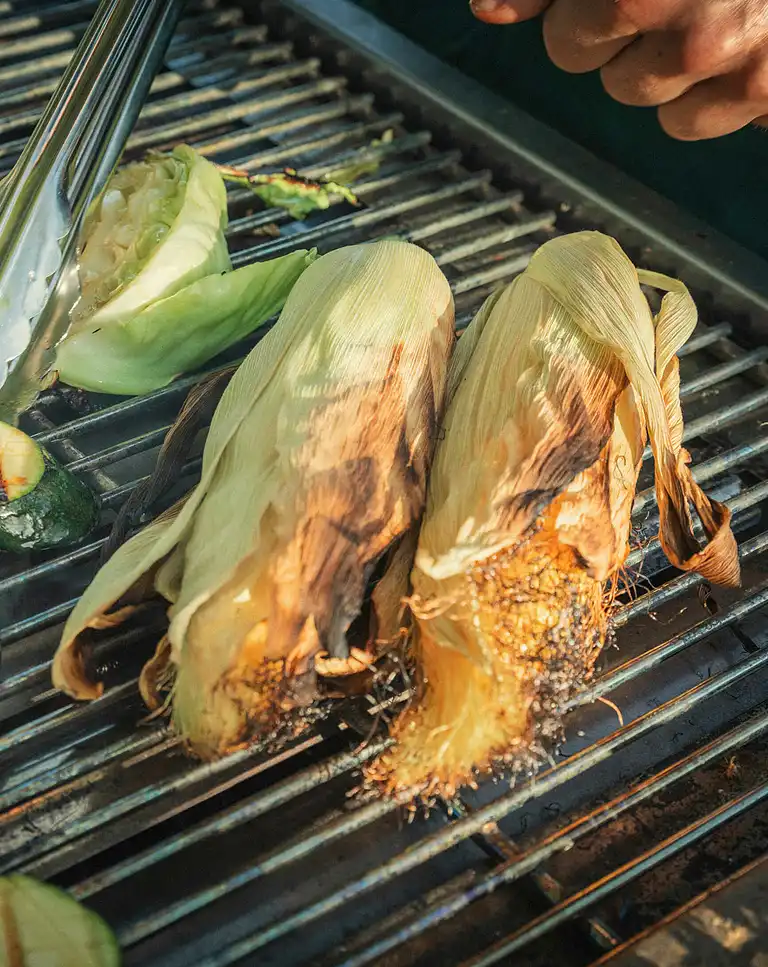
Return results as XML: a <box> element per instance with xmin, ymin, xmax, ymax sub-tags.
<box><xmin>469</xmin><ymin>0</ymin><xmax>768</xmax><ymax>139</ymax></box>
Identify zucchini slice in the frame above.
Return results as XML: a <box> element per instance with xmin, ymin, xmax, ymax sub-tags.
<box><xmin>0</xmin><ymin>874</ymin><xmax>120</xmax><ymax>966</ymax></box>
<box><xmin>0</xmin><ymin>422</ymin><xmax>100</xmax><ymax>553</ymax></box>
<box><xmin>0</xmin><ymin>421</ymin><xmax>44</xmax><ymax>501</ymax></box>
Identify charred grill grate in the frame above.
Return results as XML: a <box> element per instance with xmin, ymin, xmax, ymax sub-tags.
<box><xmin>2</xmin><ymin>1</ymin><xmax>768</xmax><ymax>965</ymax></box>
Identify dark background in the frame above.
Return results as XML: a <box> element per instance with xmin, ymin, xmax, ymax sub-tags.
<box><xmin>353</xmin><ymin>0</ymin><xmax>768</xmax><ymax>260</ymax></box>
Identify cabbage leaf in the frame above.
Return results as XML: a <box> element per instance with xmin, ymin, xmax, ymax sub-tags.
<box><xmin>55</xmin><ymin>145</ymin><xmax>315</xmax><ymax>396</ymax></box>
<box><xmin>0</xmin><ymin>874</ymin><xmax>120</xmax><ymax>966</ymax></box>
<box><xmin>56</xmin><ymin>248</ymin><xmax>316</xmax><ymax>395</ymax></box>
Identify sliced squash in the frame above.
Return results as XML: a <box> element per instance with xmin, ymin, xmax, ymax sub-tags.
<box><xmin>0</xmin><ymin>422</ymin><xmax>100</xmax><ymax>553</ymax></box>
<box><xmin>0</xmin><ymin>421</ymin><xmax>44</xmax><ymax>501</ymax></box>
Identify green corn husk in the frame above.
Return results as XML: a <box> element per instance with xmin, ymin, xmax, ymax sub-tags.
<box><xmin>367</xmin><ymin>231</ymin><xmax>741</xmax><ymax>800</ymax></box>
<box><xmin>52</xmin><ymin>240</ymin><xmax>455</xmax><ymax>757</ymax></box>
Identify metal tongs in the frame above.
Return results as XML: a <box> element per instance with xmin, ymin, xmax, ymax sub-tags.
<box><xmin>0</xmin><ymin>0</ymin><xmax>185</xmax><ymax>423</ymax></box>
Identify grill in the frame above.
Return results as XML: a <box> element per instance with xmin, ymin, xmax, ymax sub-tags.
<box><xmin>3</xmin><ymin>1</ymin><xmax>768</xmax><ymax>964</ymax></box>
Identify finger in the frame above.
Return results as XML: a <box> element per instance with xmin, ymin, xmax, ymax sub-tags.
<box><xmin>601</xmin><ymin>5</ymin><xmax>768</xmax><ymax>109</ymax></box>
<box><xmin>600</xmin><ymin>32</ymin><xmax>695</xmax><ymax>106</ymax></box>
<box><xmin>657</xmin><ymin>68</ymin><xmax>768</xmax><ymax>140</ymax></box>
<box><xmin>542</xmin><ymin>0</ymin><xmax>640</xmax><ymax>74</ymax></box>
<box><xmin>469</xmin><ymin>0</ymin><xmax>550</xmax><ymax>24</ymax></box>
<box><xmin>675</xmin><ymin>2</ymin><xmax>768</xmax><ymax>78</ymax></box>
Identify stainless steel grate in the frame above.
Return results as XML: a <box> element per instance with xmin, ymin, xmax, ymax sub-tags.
<box><xmin>2</xmin><ymin>1</ymin><xmax>768</xmax><ymax>965</ymax></box>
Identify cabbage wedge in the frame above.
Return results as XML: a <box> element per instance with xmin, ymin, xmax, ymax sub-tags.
<box><xmin>367</xmin><ymin>231</ymin><xmax>740</xmax><ymax>800</ymax></box>
<box><xmin>0</xmin><ymin>875</ymin><xmax>120</xmax><ymax>967</ymax></box>
<box><xmin>52</xmin><ymin>240</ymin><xmax>455</xmax><ymax>758</ymax></box>
<box><xmin>54</xmin><ymin>145</ymin><xmax>314</xmax><ymax>395</ymax></box>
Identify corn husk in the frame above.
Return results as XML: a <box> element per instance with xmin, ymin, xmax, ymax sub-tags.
<box><xmin>367</xmin><ymin>231</ymin><xmax>740</xmax><ymax>800</ymax></box>
<box><xmin>52</xmin><ymin>240</ymin><xmax>455</xmax><ymax>757</ymax></box>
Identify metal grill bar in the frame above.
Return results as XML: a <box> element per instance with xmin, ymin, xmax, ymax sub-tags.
<box><xmin>0</xmin><ymin>728</ymin><xmax>169</xmax><ymax>812</ymax></box>
<box><xmin>192</xmin><ymin>94</ymin><xmax>377</xmax><ymax>155</ymax></box>
<box><xmin>1</xmin><ymin>597</ymin><xmax>80</xmax><ymax>646</ymax></box>
<box><xmin>0</xmin><ymin>48</ymin><xmax>73</xmax><ymax>85</ymax></box>
<box><xmin>679</xmin><ymin>346</ymin><xmax>768</xmax><ymax>398</ymax></box>
<box><xmin>222</xmin><ymin>113</ymin><xmax>395</xmax><ymax>169</ymax></box>
<box><xmin>0</xmin><ymin>66</ymin><xmax>181</xmax><ymax>114</ymax></box>
<box><xmin>625</xmin><ymin>479</ymin><xmax>768</xmax><ymax>570</ymax></box>
<box><xmin>128</xmin><ymin>78</ymin><xmax>351</xmax><ymax>153</ymax></box>
<box><xmin>0</xmin><ymin>27</ymin><xmax>84</xmax><ymax>63</ymax></box>
<box><xmin>326</xmin><ymin>711</ymin><xmax>768</xmax><ymax>967</ymax></box>
<box><xmin>462</xmin><ymin>780</ymin><xmax>768</xmax><ymax>967</ymax></box>
<box><xmin>0</xmin><ymin>0</ymin><xmax>97</xmax><ymax>37</ymax></box>
<box><xmin>234</xmin><ymin>184</ymin><xmax>541</xmax><ymax>262</ymax></box>
<box><xmin>2</xmin><ymin>734</ymin><xmax>329</xmax><ymax>879</ymax></box>
<box><xmin>205</xmin><ymin>114</ymin><xmax>400</xmax><ymax>178</ymax></box>
<box><xmin>73</xmin><ymin>736</ymin><xmax>391</xmax><ymax>903</ymax></box>
<box><xmin>2</xmin><ymin>722</ymin><xmax>180</xmax><ymax>808</ymax></box>
<box><xmin>616</xmin><ymin>529</ymin><xmax>768</xmax><ymax>627</ymax></box>
<box><xmin>24</xmin><ymin>408</ymin><xmax>116</xmax><ymax>491</ymax></box>
<box><xmin>575</xmin><ymin>581</ymin><xmax>768</xmax><ymax>705</ymax></box>
<box><xmin>676</xmin><ymin>322</ymin><xmax>733</xmax><ymax>353</ymax></box>
<box><xmin>641</xmin><ymin>387</ymin><xmax>768</xmax><ymax>461</ymax></box>
<box><xmin>445</xmin><ymin>796</ymin><xmax>621</xmax><ymax>953</ymax></box>
<box><xmin>633</xmin><ymin>435</ymin><xmax>768</xmax><ymax>513</ymax></box>
<box><xmin>164</xmin><ymin>645</ymin><xmax>768</xmax><ymax>966</ymax></box>
<box><xmin>119</xmin><ymin>796</ymin><xmax>400</xmax><ymax>949</ymax></box>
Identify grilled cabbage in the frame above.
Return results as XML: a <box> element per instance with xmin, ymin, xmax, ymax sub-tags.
<box><xmin>0</xmin><ymin>875</ymin><xmax>119</xmax><ymax>966</ymax></box>
<box><xmin>55</xmin><ymin>145</ymin><xmax>314</xmax><ymax>395</ymax></box>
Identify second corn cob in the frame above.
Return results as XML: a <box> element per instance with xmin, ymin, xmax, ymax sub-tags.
<box><xmin>367</xmin><ymin>231</ymin><xmax>740</xmax><ymax>800</ymax></box>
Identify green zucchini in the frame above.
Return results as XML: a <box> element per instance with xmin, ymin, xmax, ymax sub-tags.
<box><xmin>0</xmin><ymin>874</ymin><xmax>120</xmax><ymax>966</ymax></box>
<box><xmin>0</xmin><ymin>421</ymin><xmax>99</xmax><ymax>553</ymax></box>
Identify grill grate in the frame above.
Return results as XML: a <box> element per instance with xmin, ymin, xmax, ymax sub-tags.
<box><xmin>2</xmin><ymin>1</ymin><xmax>768</xmax><ymax>965</ymax></box>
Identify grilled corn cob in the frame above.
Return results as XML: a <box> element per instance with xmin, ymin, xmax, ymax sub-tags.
<box><xmin>367</xmin><ymin>231</ymin><xmax>740</xmax><ymax>800</ymax></box>
<box><xmin>52</xmin><ymin>240</ymin><xmax>455</xmax><ymax>757</ymax></box>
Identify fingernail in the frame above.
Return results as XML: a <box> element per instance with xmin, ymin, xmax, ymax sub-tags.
<box><xmin>470</xmin><ymin>0</ymin><xmax>522</xmax><ymax>23</ymax></box>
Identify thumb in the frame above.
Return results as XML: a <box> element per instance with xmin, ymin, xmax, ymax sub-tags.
<box><xmin>470</xmin><ymin>0</ymin><xmax>550</xmax><ymax>24</ymax></box>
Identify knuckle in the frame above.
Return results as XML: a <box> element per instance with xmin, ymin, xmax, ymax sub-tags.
<box><xmin>612</xmin><ymin>0</ymin><xmax>703</xmax><ymax>33</ymax></box>
<box><xmin>744</xmin><ymin>60</ymin><xmax>768</xmax><ymax>103</ymax></box>
<box><xmin>541</xmin><ymin>13</ymin><xmax>579</xmax><ymax>72</ymax></box>
<box><xmin>679</xmin><ymin>21</ymin><xmax>743</xmax><ymax>76</ymax></box>
<box><xmin>611</xmin><ymin>0</ymin><xmax>659</xmax><ymax>31</ymax></box>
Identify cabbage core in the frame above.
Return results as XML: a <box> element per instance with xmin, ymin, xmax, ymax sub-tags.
<box><xmin>77</xmin><ymin>154</ymin><xmax>188</xmax><ymax>319</ymax></box>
